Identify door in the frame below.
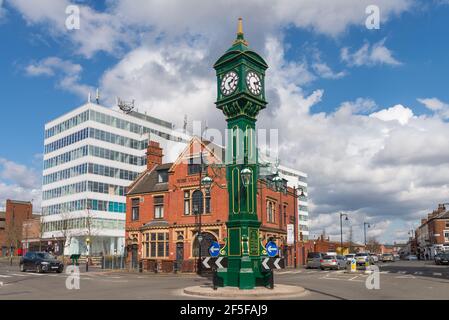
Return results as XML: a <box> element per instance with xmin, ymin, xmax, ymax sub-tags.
<box><xmin>131</xmin><ymin>244</ymin><xmax>138</xmax><ymax>269</ymax></box>
<box><xmin>176</xmin><ymin>242</ymin><xmax>184</xmax><ymax>270</ymax></box>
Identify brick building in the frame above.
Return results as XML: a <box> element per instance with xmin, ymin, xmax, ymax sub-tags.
<box><xmin>415</xmin><ymin>204</ymin><xmax>449</xmax><ymax>259</ymax></box>
<box><xmin>22</xmin><ymin>217</ymin><xmax>44</xmax><ymax>254</ymax></box>
<box><xmin>125</xmin><ymin>138</ymin><xmax>299</xmax><ymax>272</ymax></box>
<box><xmin>0</xmin><ymin>200</ymin><xmax>33</xmax><ymax>256</ymax></box>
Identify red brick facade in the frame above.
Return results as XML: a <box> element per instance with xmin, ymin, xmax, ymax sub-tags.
<box><xmin>125</xmin><ymin>138</ymin><xmax>299</xmax><ymax>272</ymax></box>
<box><xmin>0</xmin><ymin>200</ymin><xmax>33</xmax><ymax>256</ymax></box>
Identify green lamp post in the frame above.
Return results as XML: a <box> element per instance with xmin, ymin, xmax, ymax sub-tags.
<box><xmin>214</xmin><ymin>18</ymin><xmax>270</xmax><ymax>289</ymax></box>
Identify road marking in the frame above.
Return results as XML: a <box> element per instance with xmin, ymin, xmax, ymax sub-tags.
<box><xmin>414</xmin><ymin>272</ymin><xmax>423</xmax><ymax>275</ymax></box>
<box><xmin>9</xmin><ymin>273</ymin><xmax>27</xmax><ymax>277</ymax></box>
<box><xmin>433</xmin><ymin>272</ymin><xmax>443</xmax><ymax>276</ymax></box>
<box><xmin>398</xmin><ymin>271</ymin><xmax>407</xmax><ymax>274</ymax></box>
<box><xmin>0</xmin><ymin>275</ymin><xmax>12</xmax><ymax>278</ymax></box>
<box><xmin>28</xmin><ymin>273</ymin><xmax>45</xmax><ymax>276</ymax></box>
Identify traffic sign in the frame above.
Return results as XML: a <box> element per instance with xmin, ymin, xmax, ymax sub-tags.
<box><xmin>266</xmin><ymin>241</ymin><xmax>278</xmax><ymax>257</ymax></box>
<box><xmin>208</xmin><ymin>241</ymin><xmax>221</xmax><ymax>257</ymax></box>
<box><xmin>261</xmin><ymin>257</ymin><xmax>285</xmax><ymax>270</ymax></box>
<box><xmin>202</xmin><ymin>257</ymin><xmax>228</xmax><ymax>269</ymax></box>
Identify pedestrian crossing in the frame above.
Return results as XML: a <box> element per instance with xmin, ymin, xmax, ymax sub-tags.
<box><xmin>274</xmin><ymin>268</ymin><xmax>449</xmax><ymax>279</ymax></box>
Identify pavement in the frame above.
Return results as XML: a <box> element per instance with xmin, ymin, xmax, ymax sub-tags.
<box><xmin>0</xmin><ymin>260</ymin><xmax>448</xmax><ymax>300</ymax></box>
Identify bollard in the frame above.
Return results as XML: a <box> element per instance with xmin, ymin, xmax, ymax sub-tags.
<box><xmin>269</xmin><ymin>270</ymin><xmax>274</xmax><ymax>289</ymax></box>
<box><xmin>139</xmin><ymin>261</ymin><xmax>143</xmax><ymax>273</ymax></box>
<box><xmin>213</xmin><ymin>269</ymin><xmax>218</xmax><ymax>290</ymax></box>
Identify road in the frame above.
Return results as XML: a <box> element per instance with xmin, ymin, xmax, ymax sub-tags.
<box><xmin>0</xmin><ymin>260</ymin><xmax>448</xmax><ymax>300</ymax></box>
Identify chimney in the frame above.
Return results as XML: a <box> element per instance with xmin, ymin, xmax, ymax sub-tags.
<box><xmin>146</xmin><ymin>141</ymin><xmax>163</xmax><ymax>170</ymax></box>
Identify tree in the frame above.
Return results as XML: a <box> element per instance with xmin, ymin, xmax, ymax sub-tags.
<box><xmin>366</xmin><ymin>237</ymin><xmax>381</xmax><ymax>254</ymax></box>
<box><xmin>59</xmin><ymin>210</ymin><xmax>74</xmax><ymax>255</ymax></box>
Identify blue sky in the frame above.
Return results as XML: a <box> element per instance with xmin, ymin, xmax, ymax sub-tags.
<box><xmin>1</xmin><ymin>0</ymin><xmax>449</xmax><ymax>244</ymax></box>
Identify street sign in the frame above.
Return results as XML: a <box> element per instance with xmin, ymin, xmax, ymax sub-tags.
<box><xmin>202</xmin><ymin>257</ymin><xmax>227</xmax><ymax>269</ymax></box>
<box><xmin>287</xmin><ymin>224</ymin><xmax>294</xmax><ymax>245</ymax></box>
<box><xmin>266</xmin><ymin>241</ymin><xmax>278</xmax><ymax>257</ymax></box>
<box><xmin>209</xmin><ymin>241</ymin><xmax>221</xmax><ymax>257</ymax></box>
<box><xmin>350</xmin><ymin>258</ymin><xmax>357</xmax><ymax>272</ymax></box>
<box><xmin>261</xmin><ymin>257</ymin><xmax>285</xmax><ymax>270</ymax></box>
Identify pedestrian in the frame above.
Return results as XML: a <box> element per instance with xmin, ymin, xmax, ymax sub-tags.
<box><xmin>425</xmin><ymin>253</ymin><xmax>429</xmax><ymax>260</ymax></box>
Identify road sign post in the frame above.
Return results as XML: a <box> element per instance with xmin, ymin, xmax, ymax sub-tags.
<box><xmin>351</xmin><ymin>258</ymin><xmax>357</xmax><ymax>272</ymax></box>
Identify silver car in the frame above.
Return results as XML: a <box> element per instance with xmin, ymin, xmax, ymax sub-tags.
<box><xmin>306</xmin><ymin>252</ymin><xmax>324</xmax><ymax>269</ymax></box>
<box><xmin>320</xmin><ymin>255</ymin><xmax>347</xmax><ymax>270</ymax></box>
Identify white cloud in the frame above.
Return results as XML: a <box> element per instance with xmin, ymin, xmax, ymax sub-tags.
<box><xmin>0</xmin><ymin>0</ymin><xmax>6</xmax><ymax>20</ymax></box>
<box><xmin>312</xmin><ymin>62</ymin><xmax>347</xmax><ymax>79</ymax></box>
<box><xmin>417</xmin><ymin>97</ymin><xmax>449</xmax><ymax>119</ymax></box>
<box><xmin>341</xmin><ymin>38</ymin><xmax>402</xmax><ymax>67</ymax></box>
<box><xmin>369</xmin><ymin>104</ymin><xmax>414</xmax><ymax>125</ymax></box>
<box><xmin>8</xmin><ymin>0</ymin><xmax>412</xmax><ymax>57</ymax></box>
<box><xmin>0</xmin><ymin>158</ymin><xmax>41</xmax><ymax>211</ymax></box>
<box><xmin>25</xmin><ymin>57</ymin><xmax>94</xmax><ymax>97</ymax></box>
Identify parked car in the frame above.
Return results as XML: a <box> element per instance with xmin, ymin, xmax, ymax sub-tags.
<box><xmin>320</xmin><ymin>255</ymin><xmax>347</xmax><ymax>270</ymax></box>
<box><xmin>306</xmin><ymin>252</ymin><xmax>325</xmax><ymax>269</ymax></box>
<box><xmin>382</xmin><ymin>253</ymin><xmax>395</xmax><ymax>262</ymax></box>
<box><xmin>393</xmin><ymin>254</ymin><xmax>400</xmax><ymax>261</ymax></box>
<box><xmin>345</xmin><ymin>254</ymin><xmax>356</xmax><ymax>262</ymax></box>
<box><xmin>370</xmin><ymin>253</ymin><xmax>379</xmax><ymax>263</ymax></box>
<box><xmin>355</xmin><ymin>252</ymin><xmax>373</xmax><ymax>266</ymax></box>
<box><xmin>20</xmin><ymin>251</ymin><xmax>64</xmax><ymax>273</ymax></box>
<box><xmin>405</xmin><ymin>255</ymin><xmax>418</xmax><ymax>261</ymax></box>
<box><xmin>435</xmin><ymin>253</ymin><xmax>443</xmax><ymax>265</ymax></box>
<box><xmin>437</xmin><ymin>253</ymin><xmax>449</xmax><ymax>265</ymax></box>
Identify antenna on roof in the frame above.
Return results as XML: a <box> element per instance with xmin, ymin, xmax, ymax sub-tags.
<box><xmin>183</xmin><ymin>115</ymin><xmax>188</xmax><ymax>134</ymax></box>
<box><xmin>96</xmin><ymin>88</ymin><xmax>100</xmax><ymax>104</ymax></box>
<box><xmin>88</xmin><ymin>92</ymin><xmax>92</xmax><ymax>103</ymax></box>
<box><xmin>117</xmin><ymin>97</ymin><xmax>135</xmax><ymax>114</ymax></box>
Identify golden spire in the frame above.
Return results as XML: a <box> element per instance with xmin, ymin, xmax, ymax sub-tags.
<box><xmin>237</xmin><ymin>17</ymin><xmax>244</xmax><ymax>35</ymax></box>
<box><xmin>233</xmin><ymin>18</ymin><xmax>248</xmax><ymax>46</ymax></box>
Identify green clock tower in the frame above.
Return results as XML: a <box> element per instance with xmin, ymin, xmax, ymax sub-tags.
<box><xmin>214</xmin><ymin>18</ymin><xmax>270</xmax><ymax>289</ymax></box>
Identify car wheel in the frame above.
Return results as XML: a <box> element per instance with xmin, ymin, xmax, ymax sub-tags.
<box><xmin>20</xmin><ymin>264</ymin><xmax>26</xmax><ymax>272</ymax></box>
<box><xmin>56</xmin><ymin>267</ymin><xmax>63</xmax><ymax>273</ymax></box>
<box><xmin>36</xmin><ymin>264</ymin><xmax>44</xmax><ymax>273</ymax></box>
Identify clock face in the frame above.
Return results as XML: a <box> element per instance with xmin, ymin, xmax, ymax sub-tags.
<box><xmin>246</xmin><ymin>71</ymin><xmax>262</xmax><ymax>95</ymax></box>
<box><xmin>220</xmin><ymin>71</ymin><xmax>239</xmax><ymax>96</ymax></box>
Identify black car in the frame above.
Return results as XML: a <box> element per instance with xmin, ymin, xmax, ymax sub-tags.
<box><xmin>438</xmin><ymin>253</ymin><xmax>449</xmax><ymax>265</ymax></box>
<box><xmin>20</xmin><ymin>252</ymin><xmax>64</xmax><ymax>273</ymax></box>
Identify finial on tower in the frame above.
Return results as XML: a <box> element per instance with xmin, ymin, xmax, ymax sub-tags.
<box><xmin>233</xmin><ymin>18</ymin><xmax>248</xmax><ymax>46</ymax></box>
<box><xmin>237</xmin><ymin>17</ymin><xmax>244</xmax><ymax>35</ymax></box>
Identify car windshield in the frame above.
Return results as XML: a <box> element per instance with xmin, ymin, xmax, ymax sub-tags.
<box><xmin>323</xmin><ymin>256</ymin><xmax>335</xmax><ymax>259</ymax></box>
<box><xmin>383</xmin><ymin>254</ymin><xmax>393</xmax><ymax>256</ymax></box>
<box><xmin>307</xmin><ymin>253</ymin><xmax>321</xmax><ymax>258</ymax></box>
<box><xmin>356</xmin><ymin>253</ymin><xmax>368</xmax><ymax>257</ymax></box>
<box><xmin>36</xmin><ymin>252</ymin><xmax>54</xmax><ymax>259</ymax></box>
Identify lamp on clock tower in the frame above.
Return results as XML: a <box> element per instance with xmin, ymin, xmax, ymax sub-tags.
<box><xmin>213</xmin><ymin>18</ymin><xmax>270</xmax><ymax>289</ymax></box>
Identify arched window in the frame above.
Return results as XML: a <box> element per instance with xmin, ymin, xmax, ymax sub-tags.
<box><xmin>192</xmin><ymin>190</ymin><xmax>204</xmax><ymax>215</ymax></box>
<box><xmin>192</xmin><ymin>232</ymin><xmax>218</xmax><ymax>257</ymax></box>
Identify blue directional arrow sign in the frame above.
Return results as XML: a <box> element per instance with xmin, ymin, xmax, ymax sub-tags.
<box><xmin>209</xmin><ymin>241</ymin><xmax>221</xmax><ymax>257</ymax></box>
<box><xmin>266</xmin><ymin>241</ymin><xmax>278</xmax><ymax>258</ymax></box>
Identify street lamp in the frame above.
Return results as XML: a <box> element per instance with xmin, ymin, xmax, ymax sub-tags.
<box><xmin>85</xmin><ymin>237</ymin><xmax>91</xmax><ymax>272</ymax></box>
<box><xmin>363</xmin><ymin>222</ymin><xmax>371</xmax><ymax>247</ymax></box>
<box><xmin>201</xmin><ymin>175</ymin><xmax>213</xmax><ymax>192</ymax></box>
<box><xmin>340</xmin><ymin>213</ymin><xmax>349</xmax><ymax>254</ymax></box>
<box><xmin>240</xmin><ymin>168</ymin><xmax>252</xmax><ymax>188</ymax></box>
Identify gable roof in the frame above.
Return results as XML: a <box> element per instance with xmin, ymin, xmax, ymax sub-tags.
<box><xmin>126</xmin><ymin>163</ymin><xmax>173</xmax><ymax>196</ymax></box>
<box><xmin>169</xmin><ymin>136</ymin><xmax>224</xmax><ymax>173</ymax></box>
